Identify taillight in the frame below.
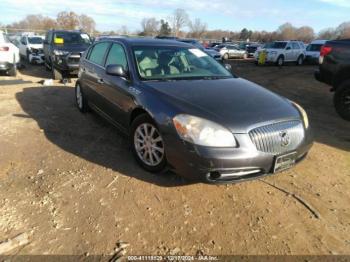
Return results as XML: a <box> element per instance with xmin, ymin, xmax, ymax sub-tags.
<box><xmin>0</xmin><ymin>46</ymin><xmax>9</xmax><ymax>51</ymax></box>
<box><xmin>320</xmin><ymin>45</ymin><xmax>332</xmax><ymax>57</ymax></box>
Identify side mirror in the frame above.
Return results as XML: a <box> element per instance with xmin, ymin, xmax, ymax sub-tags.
<box><xmin>286</xmin><ymin>46</ymin><xmax>291</xmax><ymax>50</ymax></box>
<box><xmin>224</xmin><ymin>63</ymin><xmax>232</xmax><ymax>71</ymax></box>
<box><xmin>106</xmin><ymin>64</ymin><xmax>128</xmax><ymax>78</ymax></box>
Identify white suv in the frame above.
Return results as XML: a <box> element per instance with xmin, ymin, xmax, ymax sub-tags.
<box><xmin>254</xmin><ymin>41</ymin><xmax>306</xmax><ymax>66</ymax></box>
<box><xmin>19</xmin><ymin>34</ymin><xmax>44</xmax><ymax>64</ymax></box>
<box><xmin>0</xmin><ymin>31</ymin><xmax>20</xmax><ymax>76</ymax></box>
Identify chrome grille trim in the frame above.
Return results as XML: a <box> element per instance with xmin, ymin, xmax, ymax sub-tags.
<box><xmin>249</xmin><ymin>121</ymin><xmax>304</xmax><ymax>154</ymax></box>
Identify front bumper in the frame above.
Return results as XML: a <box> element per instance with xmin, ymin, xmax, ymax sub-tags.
<box><xmin>165</xmin><ymin>128</ymin><xmax>313</xmax><ymax>184</ymax></box>
<box><xmin>29</xmin><ymin>53</ymin><xmax>45</xmax><ymax>64</ymax></box>
<box><xmin>52</xmin><ymin>53</ymin><xmax>81</xmax><ymax>73</ymax></box>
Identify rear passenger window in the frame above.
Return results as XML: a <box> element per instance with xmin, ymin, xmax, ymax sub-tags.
<box><xmin>88</xmin><ymin>42</ymin><xmax>110</xmax><ymax>66</ymax></box>
<box><xmin>105</xmin><ymin>43</ymin><xmax>128</xmax><ymax>69</ymax></box>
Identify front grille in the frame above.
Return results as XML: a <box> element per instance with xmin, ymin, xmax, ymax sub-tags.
<box><xmin>67</xmin><ymin>55</ymin><xmax>81</xmax><ymax>64</ymax></box>
<box><xmin>249</xmin><ymin>120</ymin><xmax>304</xmax><ymax>154</ymax></box>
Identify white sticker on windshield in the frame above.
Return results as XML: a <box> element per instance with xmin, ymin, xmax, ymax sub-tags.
<box><xmin>81</xmin><ymin>34</ymin><xmax>90</xmax><ymax>40</ymax></box>
<box><xmin>189</xmin><ymin>48</ymin><xmax>208</xmax><ymax>58</ymax></box>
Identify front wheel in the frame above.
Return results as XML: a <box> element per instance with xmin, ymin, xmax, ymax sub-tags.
<box><xmin>334</xmin><ymin>80</ymin><xmax>350</xmax><ymax>121</ymax></box>
<box><xmin>131</xmin><ymin>114</ymin><xmax>167</xmax><ymax>173</ymax></box>
<box><xmin>276</xmin><ymin>56</ymin><xmax>284</xmax><ymax>67</ymax></box>
<box><xmin>75</xmin><ymin>83</ymin><xmax>89</xmax><ymax>113</ymax></box>
<box><xmin>296</xmin><ymin>55</ymin><xmax>304</xmax><ymax>66</ymax></box>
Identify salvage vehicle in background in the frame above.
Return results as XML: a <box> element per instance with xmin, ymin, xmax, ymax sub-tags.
<box><xmin>75</xmin><ymin>38</ymin><xmax>312</xmax><ymax>183</ymax></box>
<box><xmin>43</xmin><ymin>30</ymin><xmax>92</xmax><ymax>80</ymax></box>
<box><xmin>19</xmin><ymin>34</ymin><xmax>45</xmax><ymax>64</ymax></box>
<box><xmin>305</xmin><ymin>40</ymin><xmax>327</xmax><ymax>64</ymax></box>
<box><xmin>0</xmin><ymin>31</ymin><xmax>20</xmax><ymax>76</ymax></box>
<box><xmin>215</xmin><ymin>44</ymin><xmax>248</xmax><ymax>60</ymax></box>
<box><xmin>254</xmin><ymin>41</ymin><xmax>306</xmax><ymax>66</ymax></box>
<box><xmin>315</xmin><ymin>39</ymin><xmax>350</xmax><ymax>120</ymax></box>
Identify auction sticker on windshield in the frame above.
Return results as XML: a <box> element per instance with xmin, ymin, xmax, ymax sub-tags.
<box><xmin>189</xmin><ymin>49</ymin><xmax>208</xmax><ymax>58</ymax></box>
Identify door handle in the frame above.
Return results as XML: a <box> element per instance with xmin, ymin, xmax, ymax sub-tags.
<box><xmin>97</xmin><ymin>78</ymin><xmax>104</xmax><ymax>84</ymax></box>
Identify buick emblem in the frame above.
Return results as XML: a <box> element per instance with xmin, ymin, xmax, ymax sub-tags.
<box><xmin>280</xmin><ymin>131</ymin><xmax>290</xmax><ymax>147</ymax></box>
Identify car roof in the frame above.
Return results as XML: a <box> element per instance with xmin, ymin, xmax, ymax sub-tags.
<box><xmin>310</xmin><ymin>40</ymin><xmax>327</xmax><ymax>44</ymax></box>
<box><xmin>104</xmin><ymin>37</ymin><xmax>193</xmax><ymax>47</ymax></box>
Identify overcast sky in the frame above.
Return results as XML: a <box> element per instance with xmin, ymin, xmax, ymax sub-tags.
<box><xmin>0</xmin><ymin>0</ymin><xmax>349</xmax><ymax>32</ymax></box>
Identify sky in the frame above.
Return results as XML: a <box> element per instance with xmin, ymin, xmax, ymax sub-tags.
<box><xmin>0</xmin><ymin>0</ymin><xmax>349</xmax><ymax>33</ymax></box>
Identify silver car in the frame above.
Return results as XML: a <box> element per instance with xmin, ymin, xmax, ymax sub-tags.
<box><xmin>216</xmin><ymin>44</ymin><xmax>248</xmax><ymax>60</ymax></box>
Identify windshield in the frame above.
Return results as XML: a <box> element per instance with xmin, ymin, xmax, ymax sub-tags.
<box><xmin>265</xmin><ymin>42</ymin><xmax>287</xmax><ymax>49</ymax></box>
<box><xmin>28</xmin><ymin>37</ymin><xmax>43</xmax><ymax>44</ymax></box>
<box><xmin>53</xmin><ymin>32</ymin><xmax>91</xmax><ymax>45</ymax></box>
<box><xmin>133</xmin><ymin>46</ymin><xmax>232</xmax><ymax>81</ymax></box>
<box><xmin>306</xmin><ymin>44</ymin><xmax>323</xmax><ymax>52</ymax></box>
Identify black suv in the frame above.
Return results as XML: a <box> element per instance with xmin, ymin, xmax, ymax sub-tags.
<box><xmin>315</xmin><ymin>39</ymin><xmax>350</xmax><ymax>120</ymax></box>
<box><xmin>43</xmin><ymin>30</ymin><xmax>92</xmax><ymax>79</ymax></box>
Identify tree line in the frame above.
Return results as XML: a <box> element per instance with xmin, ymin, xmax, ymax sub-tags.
<box><xmin>2</xmin><ymin>8</ymin><xmax>350</xmax><ymax>42</ymax></box>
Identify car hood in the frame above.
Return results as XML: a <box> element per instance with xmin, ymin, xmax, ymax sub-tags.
<box><xmin>53</xmin><ymin>43</ymin><xmax>90</xmax><ymax>53</ymax></box>
<box><xmin>143</xmin><ymin>78</ymin><xmax>300</xmax><ymax>133</ymax></box>
<box><xmin>28</xmin><ymin>44</ymin><xmax>43</xmax><ymax>49</ymax></box>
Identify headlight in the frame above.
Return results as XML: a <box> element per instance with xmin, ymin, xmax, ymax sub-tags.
<box><xmin>53</xmin><ymin>49</ymin><xmax>69</xmax><ymax>56</ymax></box>
<box><xmin>292</xmin><ymin>102</ymin><xmax>309</xmax><ymax>129</ymax></box>
<box><xmin>173</xmin><ymin>114</ymin><xmax>237</xmax><ymax>147</ymax></box>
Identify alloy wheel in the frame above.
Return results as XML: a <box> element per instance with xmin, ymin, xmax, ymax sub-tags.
<box><xmin>134</xmin><ymin>123</ymin><xmax>164</xmax><ymax>167</ymax></box>
<box><xmin>76</xmin><ymin>84</ymin><xmax>83</xmax><ymax>109</ymax></box>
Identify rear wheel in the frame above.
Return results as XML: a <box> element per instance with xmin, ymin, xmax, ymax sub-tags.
<box><xmin>334</xmin><ymin>80</ymin><xmax>350</xmax><ymax>121</ymax></box>
<box><xmin>8</xmin><ymin>65</ymin><xmax>17</xmax><ymax>77</ymax></box>
<box><xmin>130</xmin><ymin>114</ymin><xmax>167</xmax><ymax>173</ymax></box>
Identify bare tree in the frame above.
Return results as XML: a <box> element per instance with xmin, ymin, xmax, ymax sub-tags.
<box><xmin>188</xmin><ymin>18</ymin><xmax>207</xmax><ymax>38</ymax></box>
<box><xmin>277</xmin><ymin>23</ymin><xmax>297</xmax><ymax>40</ymax></box>
<box><xmin>170</xmin><ymin>9</ymin><xmax>189</xmax><ymax>37</ymax></box>
<box><xmin>78</xmin><ymin>14</ymin><xmax>96</xmax><ymax>34</ymax></box>
<box><xmin>336</xmin><ymin>22</ymin><xmax>350</xmax><ymax>39</ymax></box>
<box><xmin>56</xmin><ymin>11</ymin><xmax>79</xmax><ymax>30</ymax></box>
<box><xmin>296</xmin><ymin>26</ymin><xmax>315</xmax><ymax>42</ymax></box>
<box><xmin>118</xmin><ymin>25</ymin><xmax>129</xmax><ymax>35</ymax></box>
<box><xmin>140</xmin><ymin>17</ymin><xmax>159</xmax><ymax>36</ymax></box>
<box><xmin>318</xmin><ymin>28</ymin><xmax>337</xmax><ymax>40</ymax></box>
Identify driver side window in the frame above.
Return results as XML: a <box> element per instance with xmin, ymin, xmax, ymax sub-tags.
<box><xmin>105</xmin><ymin>43</ymin><xmax>128</xmax><ymax>70</ymax></box>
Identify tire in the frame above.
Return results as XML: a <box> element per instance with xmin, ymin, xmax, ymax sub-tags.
<box><xmin>296</xmin><ymin>55</ymin><xmax>304</xmax><ymax>66</ymax></box>
<box><xmin>334</xmin><ymin>80</ymin><xmax>350</xmax><ymax>121</ymax></box>
<box><xmin>223</xmin><ymin>53</ymin><xmax>229</xmax><ymax>60</ymax></box>
<box><xmin>75</xmin><ymin>83</ymin><xmax>89</xmax><ymax>113</ymax></box>
<box><xmin>26</xmin><ymin>51</ymin><xmax>32</xmax><ymax>64</ymax></box>
<box><xmin>276</xmin><ymin>56</ymin><xmax>284</xmax><ymax>66</ymax></box>
<box><xmin>52</xmin><ymin>65</ymin><xmax>62</xmax><ymax>80</ymax></box>
<box><xmin>130</xmin><ymin>114</ymin><xmax>167</xmax><ymax>173</ymax></box>
<box><xmin>8</xmin><ymin>65</ymin><xmax>17</xmax><ymax>77</ymax></box>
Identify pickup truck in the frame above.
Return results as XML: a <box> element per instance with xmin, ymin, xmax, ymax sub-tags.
<box><xmin>315</xmin><ymin>39</ymin><xmax>350</xmax><ymax>120</ymax></box>
<box><xmin>43</xmin><ymin>30</ymin><xmax>92</xmax><ymax>80</ymax></box>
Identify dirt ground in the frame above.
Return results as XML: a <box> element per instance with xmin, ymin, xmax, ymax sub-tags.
<box><xmin>0</xmin><ymin>60</ymin><xmax>350</xmax><ymax>257</ymax></box>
